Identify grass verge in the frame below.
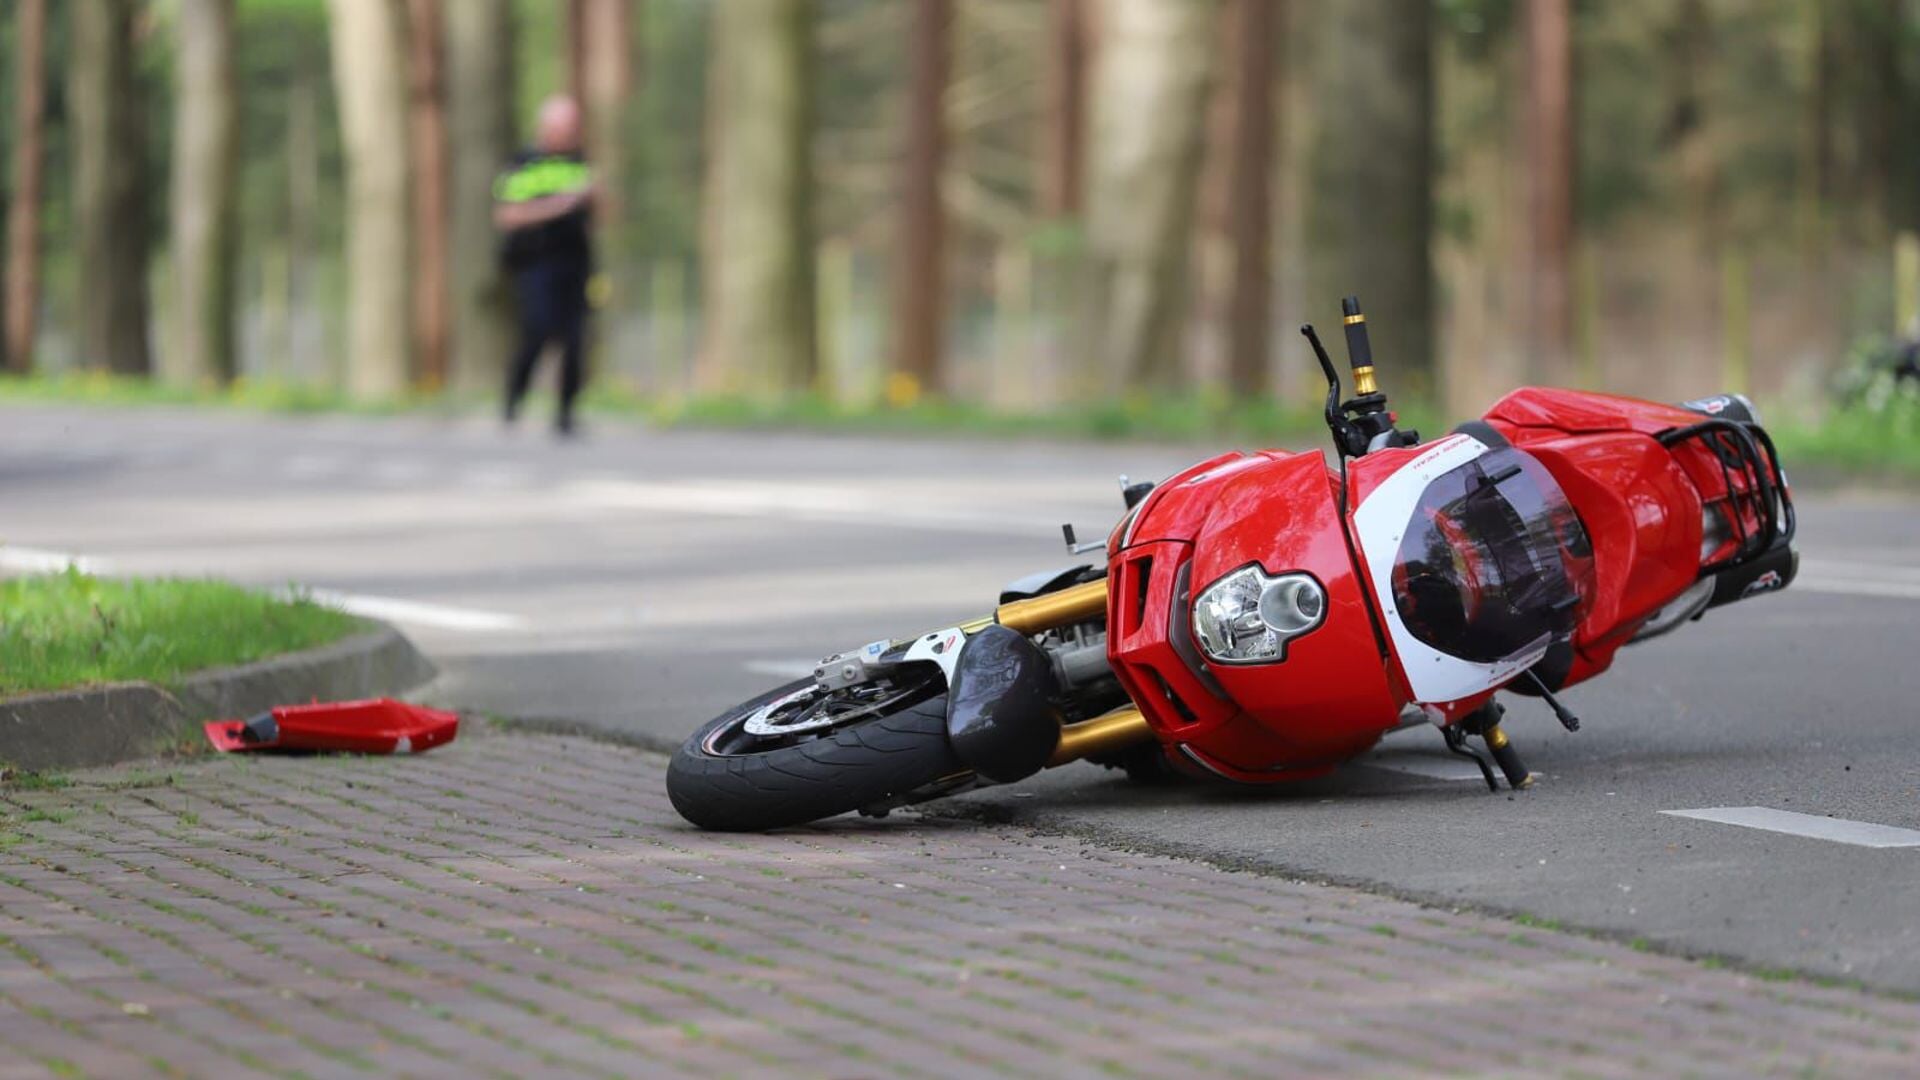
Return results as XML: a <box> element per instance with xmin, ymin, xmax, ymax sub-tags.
<box><xmin>1769</xmin><ymin>400</ymin><xmax>1920</xmax><ymax>482</ymax></box>
<box><xmin>0</xmin><ymin>567</ymin><xmax>366</xmax><ymax>697</ymax></box>
<box><xmin>0</xmin><ymin>371</ymin><xmax>1410</xmax><ymax>446</ymax></box>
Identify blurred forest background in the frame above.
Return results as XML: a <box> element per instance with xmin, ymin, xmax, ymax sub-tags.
<box><xmin>2</xmin><ymin>0</ymin><xmax>1918</xmax><ymax>428</ymax></box>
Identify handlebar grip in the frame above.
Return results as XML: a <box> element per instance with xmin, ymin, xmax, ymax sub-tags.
<box><xmin>1484</xmin><ymin>724</ymin><xmax>1535</xmax><ymax>790</ymax></box>
<box><xmin>1340</xmin><ymin>296</ymin><xmax>1378</xmax><ymax>395</ymax></box>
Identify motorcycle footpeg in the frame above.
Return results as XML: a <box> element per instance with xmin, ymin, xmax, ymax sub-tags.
<box><xmin>1521</xmin><ymin>670</ymin><xmax>1582</xmax><ymax>732</ymax></box>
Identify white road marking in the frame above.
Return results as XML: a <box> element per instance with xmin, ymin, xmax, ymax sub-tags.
<box><xmin>0</xmin><ymin>546</ymin><xmax>113</xmax><ymax>574</ymax></box>
<box><xmin>744</xmin><ymin>660</ymin><xmax>821</xmax><ymax>679</ymax></box>
<box><xmin>1661</xmin><ymin>806</ymin><xmax>1920</xmax><ymax>848</ymax></box>
<box><xmin>1794</xmin><ymin>558</ymin><xmax>1920</xmax><ymax>602</ymax></box>
<box><xmin>1793</xmin><ymin>577</ymin><xmax>1920</xmax><ymax>602</ymax></box>
<box><xmin>370</xmin><ymin>460</ymin><xmax>433</xmax><ymax>485</ymax></box>
<box><xmin>460</xmin><ymin>465</ymin><xmax>534</xmax><ymax>491</ymax></box>
<box><xmin>281</xmin><ymin>453</ymin><xmax>345</xmax><ymax>480</ymax></box>
<box><xmin>1799</xmin><ymin>546</ymin><xmax>1920</xmax><ymax>565</ymax></box>
<box><xmin>1800</xmin><ymin>557</ymin><xmax>1920</xmax><ymax>582</ymax></box>
<box><xmin>296</xmin><ymin>589</ymin><xmax>529</xmax><ymax>633</ymax></box>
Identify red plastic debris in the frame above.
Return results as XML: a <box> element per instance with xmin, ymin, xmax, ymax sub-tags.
<box><xmin>203</xmin><ymin>698</ymin><xmax>459</xmax><ymax>755</ymax></box>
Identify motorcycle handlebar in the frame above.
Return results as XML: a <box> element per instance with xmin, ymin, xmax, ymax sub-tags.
<box><xmin>1341</xmin><ymin>296</ymin><xmax>1379</xmax><ymax>396</ymax></box>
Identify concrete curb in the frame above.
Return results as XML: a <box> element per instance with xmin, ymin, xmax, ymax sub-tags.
<box><xmin>0</xmin><ymin>624</ymin><xmax>435</xmax><ymax>772</ymax></box>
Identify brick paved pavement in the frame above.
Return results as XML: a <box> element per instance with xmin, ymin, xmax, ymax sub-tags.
<box><xmin>2</xmin><ymin>732</ymin><xmax>1917</xmax><ymax>1079</ymax></box>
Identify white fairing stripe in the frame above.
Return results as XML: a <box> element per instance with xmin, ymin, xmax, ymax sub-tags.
<box><xmin>1352</xmin><ymin>433</ymin><xmax>1553</xmax><ymax>704</ymax></box>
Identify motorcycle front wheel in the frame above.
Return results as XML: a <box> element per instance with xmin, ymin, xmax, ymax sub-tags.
<box><xmin>666</xmin><ymin>666</ymin><xmax>966</xmax><ymax>831</ymax></box>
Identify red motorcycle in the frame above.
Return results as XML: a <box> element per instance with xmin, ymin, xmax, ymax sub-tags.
<box><xmin>669</xmin><ymin>298</ymin><xmax>1796</xmax><ymax>830</ymax></box>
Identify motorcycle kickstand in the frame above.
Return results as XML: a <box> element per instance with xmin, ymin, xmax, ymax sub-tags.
<box><xmin>1445</xmin><ymin>702</ymin><xmax>1537</xmax><ymax>792</ymax></box>
<box><xmin>1440</xmin><ymin>726</ymin><xmax>1499</xmax><ymax>793</ymax></box>
<box><xmin>1465</xmin><ymin>701</ymin><xmax>1537</xmax><ymax>790</ymax></box>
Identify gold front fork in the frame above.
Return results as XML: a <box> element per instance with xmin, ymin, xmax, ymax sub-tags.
<box><xmin>967</xmin><ymin>578</ymin><xmax>1110</xmax><ymax>635</ymax></box>
<box><xmin>1047</xmin><ymin>706</ymin><xmax>1150</xmax><ymax>767</ymax></box>
<box><xmin>963</xmin><ymin>578</ymin><xmax>1155</xmax><ymax>766</ymax></box>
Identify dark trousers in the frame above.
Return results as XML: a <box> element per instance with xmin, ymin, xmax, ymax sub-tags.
<box><xmin>505</xmin><ymin>262</ymin><xmax>588</xmax><ymax>430</ymax></box>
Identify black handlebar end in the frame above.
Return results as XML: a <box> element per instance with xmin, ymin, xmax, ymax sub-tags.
<box><xmin>1339</xmin><ymin>296</ymin><xmax>1376</xmax><ymax>393</ymax></box>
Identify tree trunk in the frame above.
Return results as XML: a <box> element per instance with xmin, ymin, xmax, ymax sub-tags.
<box><xmin>4</xmin><ymin>0</ymin><xmax>47</xmax><ymax>373</ymax></box>
<box><xmin>1038</xmin><ymin>0</ymin><xmax>1089</xmax><ymax>219</ymax></box>
<box><xmin>890</xmin><ymin>0</ymin><xmax>952</xmax><ymax>399</ymax></box>
<box><xmin>581</xmin><ymin>0</ymin><xmax>635</xmax><ymax>241</ymax></box>
<box><xmin>166</xmin><ymin>0</ymin><xmax>240</xmax><ymax>387</ymax></box>
<box><xmin>1223</xmin><ymin>0</ymin><xmax>1278</xmax><ymax>398</ymax></box>
<box><xmin>1524</xmin><ymin>0</ymin><xmax>1574</xmax><ymax>380</ymax></box>
<box><xmin>287</xmin><ymin>66</ymin><xmax>323</xmax><ymax>379</ymax></box>
<box><xmin>327</xmin><ymin>0</ymin><xmax>413</xmax><ymax>399</ymax></box>
<box><xmin>565</xmin><ymin>0</ymin><xmax>589</xmax><ymax>107</ymax></box>
<box><xmin>1665</xmin><ymin>0</ymin><xmax>1721</xmax><ymax>252</ymax></box>
<box><xmin>1084</xmin><ymin>0</ymin><xmax>1217</xmax><ymax>393</ymax></box>
<box><xmin>406</xmin><ymin>0</ymin><xmax>451</xmax><ymax>390</ymax></box>
<box><xmin>699</xmin><ymin>0</ymin><xmax>816</xmax><ymax>397</ymax></box>
<box><xmin>70</xmin><ymin>0</ymin><xmax>152</xmax><ymax>375</ymax></box>
<box><xmin>1305</xmin><ymin>0</ymin><xmax>1433</xmax><ymax>389</ymax></box>
<box><xmin>443</xmin><ymin>0</ymin><xmax>517</xmax><ymax>395</ymax></box>
<box><xmin>1811</xmin><ymin>3</ymin><xmax>1835</xmax><ymax>207</ymax></box>
<box><xmin>1864</xmin><ymin>0</ymin><xmax>1912</xmax><ymax>234</ymax></box>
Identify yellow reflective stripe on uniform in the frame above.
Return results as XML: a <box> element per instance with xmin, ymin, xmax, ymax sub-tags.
<box><xmin>494</xmin><ymin>158</ymin><xmax>592</xmax><ymax>203</ymax></box>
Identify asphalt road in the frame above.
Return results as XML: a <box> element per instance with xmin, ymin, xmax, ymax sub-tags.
<box><xmin>5</xmin><ymin>402</ymin><xmax>1919</xmax><ymax>994</ymax></box>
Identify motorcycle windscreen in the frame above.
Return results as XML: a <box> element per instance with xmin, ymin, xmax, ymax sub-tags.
<box><xmin>1354</xmin><ymin>435</ymin><xmax>1593</xmax><ymax>704</ymax></box>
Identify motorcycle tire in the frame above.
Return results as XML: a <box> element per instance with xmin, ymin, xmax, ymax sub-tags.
<box><xmin>667</xmin><ymin>677</ymin><xmax>964</xmax><ymax>832</ymax></box>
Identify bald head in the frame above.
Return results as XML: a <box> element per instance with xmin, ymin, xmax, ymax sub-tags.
<box><xmin>536</xmin><ymin>95</ymin><xmax>583</xmax><ymax>155</ymax></box>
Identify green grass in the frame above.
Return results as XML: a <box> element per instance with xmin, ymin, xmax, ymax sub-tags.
<box><xmin>0</xmin><ymin>370</ymin><xmax>1379</xmax><ymax>445</ymax></box>
<box><xmin>641</xmin><ymin>389</ymin><xmax>1365</xmax><ymax>446</ymax></box>
<box><xmin>1770</xmin><ymin>399</ymin><xmax>1920</xmax><ymax>482</ymax></box>
<box><xmin>0</xmin><ymin>771</ymin><xmax>72</xmax><ymax>790</ymax></box>
<box><xmin>0</xmin><ymin>567</ymin><xmax>366</xmax><ymax>697</ymax></box>
<box><xmin>0</xmin><ymin>370</ymin><xmax>413</xmax><ymax>414</ymax></box>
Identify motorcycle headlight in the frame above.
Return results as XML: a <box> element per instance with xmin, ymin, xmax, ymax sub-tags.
<box><xmin>1191</xmin><ymin>566</ymin><xmax>1326</xmax><ymax>665</ymax></box>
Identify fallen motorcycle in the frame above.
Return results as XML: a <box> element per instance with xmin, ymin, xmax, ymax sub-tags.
<box><xmin>668</xmin><ymin>296</ymin><xmax>1796</xmax><ymax>831</ymax></box>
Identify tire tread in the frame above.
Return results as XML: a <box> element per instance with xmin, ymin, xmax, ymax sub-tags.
<box><xmin>666</xmin><ymin>683</ymin><xmax>961</xmax><ymax>831</ymax></box>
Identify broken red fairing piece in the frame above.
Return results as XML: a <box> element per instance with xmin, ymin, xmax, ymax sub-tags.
<box><xmin>203</xmin><ymin>698</ymin><xmax>459</xmax><ymax>755</ymax></box>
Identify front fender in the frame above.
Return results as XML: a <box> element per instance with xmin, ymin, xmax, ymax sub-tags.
<box><xmin>945</xmin><ymin>625</ymin><xmax>1061</xmax><ymax>782</ymax></box>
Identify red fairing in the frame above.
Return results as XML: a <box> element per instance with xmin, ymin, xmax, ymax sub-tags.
<box><xmin>1502</xmin><ymin>432</ymin><xmax>1700</xmax><ymax>648</ymax></box>
<box><xmin>1339</xmin><ymin>439</ymin><xmax>1440</xmax><ymax>510</ymax></box>
<box><xmin>1108</xmin><ymin>450</ymin><xmax>1400</xmax><ymax>782</ymax></box>
<box><xmin>1483</xmin><ymin>388</ymin><xmax>1714</xmax><ymax>677</ymax></box>
<box><xmin>1486</xmin><ymin>386</ymin><xmax>1763</xmax><ymax>570</ymax></box>
<box><xmin>1101</xmin><ymin>385</ymin><xmax>1781</xmax><ymax>785</ymax></box>
<box><xmin>204</xmin><ymin>699</ymin><xmax>460</xmax><ymax>755</ymax></box>
<box><xmin>1484</xmin><ymin>386</ymin><xmax>1702</xmax><ymax>436</ymax></box>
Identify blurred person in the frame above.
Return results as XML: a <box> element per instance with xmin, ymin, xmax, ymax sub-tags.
<box><xmin>494</xmin><ymin>95</ymin><xmax>596</xmax><ymax>436</ymax></box>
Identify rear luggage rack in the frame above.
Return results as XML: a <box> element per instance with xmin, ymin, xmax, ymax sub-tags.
<box><xmin>1655</xmin><ymin>418</ymin><xmax>1795</xmax><ymax>575</ymax></box>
